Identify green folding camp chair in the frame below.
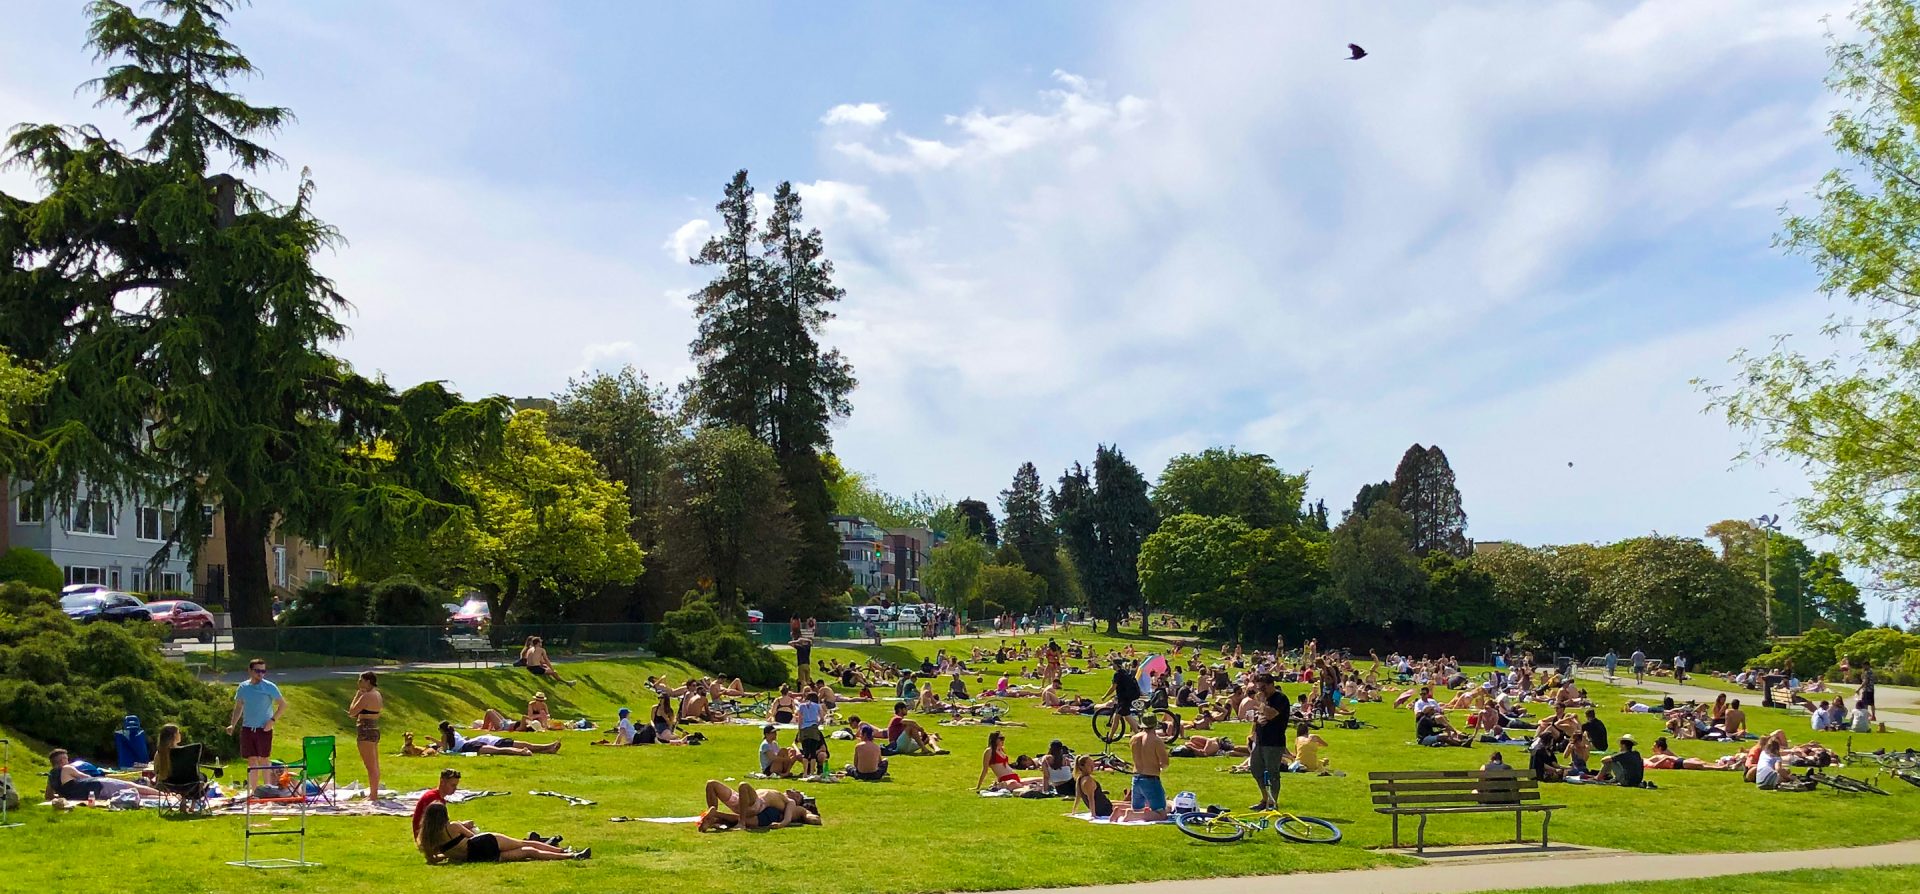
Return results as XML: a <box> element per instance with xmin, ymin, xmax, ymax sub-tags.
<box><xmin>290</xmin><ymin>736</ymin><xmax>336</xmax><ymax>806</ymax></box>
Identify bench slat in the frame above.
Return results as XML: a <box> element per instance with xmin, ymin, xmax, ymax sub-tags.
<box><xmin>1370</xmin><ymin>780</ymin><xmax>1535</xmax><ymax>793</ymax></box>
<box><xmin>1372</xmin><ymin>791</ymin><xmax>1542</xmax><ymax>805</ymax></box>
<box><xmin>1376</xmin><ymin>804</ymin><xmax>1564</xmax><ymax>815</ymax></box>
<box><xmin>1368</xmin><ymin>770</ymin><xmax>1530</xmax><ymax>781</ymax></box>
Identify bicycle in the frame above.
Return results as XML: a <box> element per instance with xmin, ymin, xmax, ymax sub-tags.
<box><xmin>1091</xmin><ymin>698</ymin><xmax>1182</xmax><ymax>745</ymax></box>
<box><xmin>1805</xmin><ymin>770</ymin><xmax>1890</xmax><ymax>795</ymax></box>
<box><xmin>1175</xmin><ymin>805</ymin><xmax>1342</xmax><ymax>844</ymax></box>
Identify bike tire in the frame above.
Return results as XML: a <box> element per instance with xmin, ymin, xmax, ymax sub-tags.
<box><xmin>1894</xmin><ymin>771</ymin><xmax>1920</xmax><ymax>789</ymax></box>
<box><xmin>1274</xmin><ymin>814</ymin><xmax>1343</xmax><ymax>844</ymax></box>
<box><xmin>1091</xmin><ymin>706</ymin><xmax>1129</xmax><ymax>745</ymax></box>
<box><xmin>1175</xmin><ymin>812</ymin><xmax>1248</xmax><ymax>843</ymax></box>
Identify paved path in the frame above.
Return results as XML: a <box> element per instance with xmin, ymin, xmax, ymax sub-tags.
<box><xmin>973</xmin><ymin>840</ymin><xmax>1920</xmax><ymax>894</ymax></box>
<box><xmin>1582</xmin><ymin>672</ymin><xmax>1920</xmax><ymax>734</ymax></box>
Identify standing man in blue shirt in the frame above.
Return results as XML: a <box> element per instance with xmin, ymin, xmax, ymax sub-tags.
<box><xmin>226</xmin><ymin>658</ymin><xmax>287</xmax><ymax>788</ymax></box>
<box><xmin>1604</xmin><ymin>649</ymin><xmax>1618</xmax><ymax>682</ymax></box>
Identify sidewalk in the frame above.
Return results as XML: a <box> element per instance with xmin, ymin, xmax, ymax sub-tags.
<box><xmin>971</xmin><ymin>840</ymin><xmax>1920</xmax><ymax>894</ymax></box>
<box><xmin>1586</xmin><ymin>672</ymin><xmax>1920</xmax><ymax>734</ymax></box>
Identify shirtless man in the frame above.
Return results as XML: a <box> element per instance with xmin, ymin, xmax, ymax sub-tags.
<box><xmin>1723</xmin><ymin>699</ymin><xmax>1750</xmax><ymax>738</ymax></box>
<box><xmin>1113</xmin><ymin>724</ymin><xmax>1170</xmax><ymax>822</ymax></box>
<box><xmin>848</xmin><ymin>726</ymin><xmax>888</xmax><ymax>780</ymax></box>
<box><xmin>519</xmin><ymin>636</ymin><xmax>575</xmax><ymax>687</ymax></box>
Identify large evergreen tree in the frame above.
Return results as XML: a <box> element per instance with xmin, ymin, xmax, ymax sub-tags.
<box><xmin>1090</xmin><ymin>445</ymin><xmax>1157</xmax><ymax>635</ymax></box>
<box><xmin>956</xmin><ymin>498</ymin><xmax>999</xmax><ymax>546</ymax></box>
<box><xmin>0</xmin><ymin>0</ymin><xmax>505</xmax><ymax>626</ymax></box>
<box><xmin>1000</xmin><ymin>462</ymin><xmax>1066</xmax><ymax>603</ymax></box>
<box><xmin>1052</xmin><ymin>463</ymin><xmax>1101</xmax><ymax>624</ymax></box>
<box><xmin>1387</xmin><ymin>444</ymin><xmax>1470</xmax><ymax>557</ymax></box>
<box><xmin>685</xmin><ymin>173</ymin><xmax>854</xmax><ymax>619</ymax></box>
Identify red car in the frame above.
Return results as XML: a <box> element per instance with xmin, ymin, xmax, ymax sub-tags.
<box><xmin>145</xmin><ymin>599</ymin><xmax>217</xmax><ymax>642</ymax></box>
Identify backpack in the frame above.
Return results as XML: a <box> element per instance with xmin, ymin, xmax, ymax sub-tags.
<box><xmin>0</xmin><ymin>772</ymin><xmax>19</xmax><ymax>810</ymax></box>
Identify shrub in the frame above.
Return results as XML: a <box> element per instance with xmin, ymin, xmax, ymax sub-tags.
<box><xmin>1746</xmin><ymin>628</ymin><xmax>1842</xmax><ymax>676</ymax></box>
<box><xmin>1838</xmin><ymin>628</ymin><xmax>1920</xmax><ymax>669</ymax></box>
<box><xmin>366</xmin><ymin>575</ymin><xmax>445</xmax><ymax>626</ymax></box>
<box><xmin>0</xmin><ymin>582</ymin><xmax>234</xmax><ymax>760</ymax></box>
<box><xmin>1895</xmin><ymin>648</ymin><xmax>1920</xmax><ymax>687</ymax></box>
<box><xmin>278</xmin><ymin>580</ymin><xmax>371</xmax><ymax>626</ymax></box>
<box><xmin>653</xmin><ymin>594</ymin><xmax>788</xmax><ymax>687</ymax></box>
<box><xmin>0</xmin><ymin>546</ymin><xmax>62</xmax><ymax>593</ymax></box>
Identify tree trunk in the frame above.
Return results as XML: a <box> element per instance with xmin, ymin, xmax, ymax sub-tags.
<box><xmin>0</xmin><ymin>476</ymin><xmax>11</xmax><ymax>556</ymax></box>
<box><xmin>488</xmin><ymin>577</ymin><xmax>517</xmax><ymax>647</ymax></box>
<box><xmin>225</xmin><ymin>506</ymin><xmax>273</xmax><ymax>628</ymax></box>
<box><xmin>1141</xmin><ymin>606</ymin><xmax>1150</xmax><ymax>638</ymax></box>
<box><xmin>1105</xmin><ymin>616</ymin><xmax>1117</xmax><ymax>635</ymax></box>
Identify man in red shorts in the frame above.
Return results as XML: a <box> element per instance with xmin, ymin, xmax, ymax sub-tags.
<box><xmin>226</xmin><ymin>658</ymin><xmax>287</xmax><ymax>788</ymax></box>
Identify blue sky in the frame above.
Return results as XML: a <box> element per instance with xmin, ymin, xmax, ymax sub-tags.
<box><xmin>1</xmin><ymin>1</ymin><xmax>1897</xmax><ymax>618</ymax></box>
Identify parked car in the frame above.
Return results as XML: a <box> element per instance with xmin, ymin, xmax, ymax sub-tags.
<box><xmin>746</xmin><ymin>609</ymin><xmax>765</xmax><ymax>624</ymax></box>
<box><xmin>852</xmin><ymin>605</ymin><xmax>886</xmax><ymax>622</ymax></box>
<box><xmin>448</xmin><ymin>597</ymin><xmax>491</xmax><ymax>629</ymax></box>
<box><xmin>896</xmin><ymin>605</ymin><xmax>922</xmax><ymax>624</ymax></box>
<box><xmin>144</xmin><ymin>599</ymin><xmax>217</xmax><ymax>642</ymax></box>
<box><xmin>61</xmin><ymin>591</ymin><xmax>152</xmax><ymax>624</ymax></box>
<box><xmin>61</xmin><ymin>583</ymin><xmax>108</xmax><ymax>596</ymax></box>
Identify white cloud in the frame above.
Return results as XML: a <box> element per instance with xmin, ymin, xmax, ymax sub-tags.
<box><xmin>834</xmin><ymin>69</ymin><xmax>1149</xmax><ymax>173</ymax></box>
<box><xmin>794</xmin><ymin>180</ymin><xmax>889</xmax><ymax>229</ymax></box>
<box><xmin>821</xmin><ymin>102</ymin><xmax>888</xmax><ymax>126</ymax></box>
<box><xmin>664</xmin><ymin>218</ymin><xmax>712</xmax><ymax>261</ymax></box>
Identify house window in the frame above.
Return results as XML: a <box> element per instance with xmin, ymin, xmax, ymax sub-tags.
<box><xmin>137</xmin><ymin>506</ymin><xmax>177</xmax><ymax>542</ymax></box>
<box><xmin>65</xmin><ymin>566</ymin><xmax>104</xmax><ymax>585</ymax></box>
<box><xmin>16</xmin><ymin>496</ymin><xmax>43</xmax><ymax>525</ymax></box>
<box><xmin>131</xmin><ymin>568</ymin><xmax>147</xmax><ymax>592</ymax></box>
<box><xmin>160</xmin><ymin>571</ymin><xmax>182</xmax><ymax>592</ymax></box>
<box><xmin>71</xmin><ymin>497</ymin><xmax>115</xmax><ymax>536</ymax></box>
<box><xmin>307</xmin><ymin>568</ymin><xmax>330</xmax><ymax>583</ymax></box>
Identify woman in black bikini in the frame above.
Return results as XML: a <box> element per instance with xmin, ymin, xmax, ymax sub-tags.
<box><xmin>772</xmin><ymin>686</ymin><xmax>797</xmax><ymax>725</ymax></box>
<box><xmin>348</xmin><ymin>671</ymin><xmax>384</xmax><ymax>798</ymax></box>
<box><xmin>1071</xmin><ymin>754</ymin><xmax>1114</xmax><ymax>818</ymax></box>
<box><xmin>415</xmin><ymin>800</ymin><xmax>584</xmax><ymax>862</ymax></box>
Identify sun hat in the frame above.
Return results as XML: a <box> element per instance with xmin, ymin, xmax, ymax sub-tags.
<box><xmin>534</xmin><ymin>691</ymin><xmax>547</xmax><ymax>701</ymax></box>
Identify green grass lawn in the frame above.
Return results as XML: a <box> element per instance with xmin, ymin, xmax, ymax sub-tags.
<box><xmin>2</xmin><ymin>632</ymin><xmax>1918</xmax><ymax>894</ymax></box>
<box><xmin>1476</xmin><ymin>864</ymin><xmax>1920</xmax><ymax>893</ymax></box>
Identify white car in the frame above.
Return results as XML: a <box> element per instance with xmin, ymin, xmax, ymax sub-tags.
<box><xmin>896</xmin><ymin>605</ymin><xmax>922</xmax><ymax>624</ymax></box>
<box><xmin>852</xmin><ymin>605</ymin><xmax>886</xmax><ymax>622</ymax></box>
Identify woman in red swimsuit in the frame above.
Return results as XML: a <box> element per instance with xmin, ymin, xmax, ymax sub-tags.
<box><xmin>975</xmin><ymin>731</ymin><xmax>1032</xmax><ymax>793</ymax></box>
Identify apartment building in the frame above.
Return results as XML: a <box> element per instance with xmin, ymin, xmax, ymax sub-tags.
<box><xmin>5</xmin><ymin>481</ymin><xmax>194</xmax><ymax>592</ymax></box>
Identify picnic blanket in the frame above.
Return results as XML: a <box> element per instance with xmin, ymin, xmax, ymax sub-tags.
<box><xmin>611</xmin><ymin>815</ymin><xmax>702</xmax><ymax>823</ymax></box>
<box><xmin>1066</xmin><ymin>812</ymin><xmax>1174</xmax><ymax>826</ymax></box>
<box><xmin>729</xmin><ymin>718</ymin><xmax>797</xmax><ymax>730</ymax></box>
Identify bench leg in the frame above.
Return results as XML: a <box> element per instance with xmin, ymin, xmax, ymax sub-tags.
<box><xmin>1416</xmin><ymin>813</ymin><xmax>1428</xmax><ymax>854</ymax></box>
<box><xmin>1541</xmin><ymin>810</ymin><xmax>1552</xmax><ymax>848</ymax></box>
<box><xmin>1515</xmin><ymin>810</ymin><xmax>1523</xmax><ymax>843</ymax></box>
<box><xmin>1390</xmin><ymin>813</ymin><xmax>1400</xmax><ymax>848</ymax></box>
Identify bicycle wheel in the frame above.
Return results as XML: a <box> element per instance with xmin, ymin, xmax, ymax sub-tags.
<box><xmin>1091</xmin><ymin>706</ymin><xmax>1129</xmax><ymax>744</ymax></box>
<box><xmin>1894</xmin><ymin>771</ymin><xmax>1920</xmax><ymax>789</ymax></box>
<box><xmin>1274</xmin><ymin>814</ymin><xmax>1343</xmax><ymax>844</ymax></box>
<box><xmin>1175</xmin><ymin>812</ymin><xmax>1248</xmax><ymax>843</ymax></box>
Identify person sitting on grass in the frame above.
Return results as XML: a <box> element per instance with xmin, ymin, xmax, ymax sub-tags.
<box><xmin>439</xmin><ymin>721</ymin><xmax>561</xmax><ymax>755</ymax></box>
<box><xmin>949</xmin><ymin>673</ymin><xmax>971</xmax><ymax>701</ymax></box>
<box><xmin>1724</xmin><ymin>699</ymin><xmax>1751</xmax><ymax>738</ymax></box>
<box><xmin>758</xmin><ymin>724</ymin><xmax>799</xmax><ymax>776</ymax></box>
<box><xmin>884</xmin><ymin>701</ymin><xmax>940</xmax><ymax>755</ymax></box>
<box><xmin>916</xmin><ymin>683</ymin><xmax>949</xmax><ymax>713</ymax></box>
<box><xmin>416</xmin><ymin>799</ymin><xmax>585</xmax><ymax>862</ymax></box>
<box><xmin>1291</xmin><ymin>722</ymin><xmax>1331</xmax><ymax>773</ymax></box>
<box><xmin>518</xmin><ymin>636</ymin><xmax>576</xmax><ymax>687</ymax></box>
<box><xmin>1754</xmin><ymin>736</ymin><xmax>1790</xmax><ymax>790</ymax></box>
<box><xmin>1417</xmin><ymin>705</ymin><xmax>1472</xmax><ymax>747</ymax></box>
<box><xmin>44</xmin><ymin>748</ymin><xmax>161</xmax><ymax>803</ymax></box>
<box><xmin>525</xmin><ymin>692</ymin><xmax>552</xmax><ymax>730</ymax></box>
<box><xmin>975</xmin><ymin>730</ymin><xmax>1037</xmax><ymax>793</ymax></box>
<box><xmin>1072</xmin><ymin>754</ymin><xmax>1116</xmax><ymax>818</ymax></box>
<box><xmin>847</xmin><ymin>725</ymin><xmax>888</xmax><ymax>781</ymax></box>
<box><xmin>1528</xmin><ymin>730</ymin><xmax>1565</xmax><ymax>782</ymax></box>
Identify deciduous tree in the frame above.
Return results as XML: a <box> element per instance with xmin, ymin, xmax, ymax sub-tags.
<box><xmin>1153</xmin><ymin>448</ymin><xmax>1306</xmax><ymax>529</ymax></box>
<box><xmin>657</xmin><ymin>426</ymin><xmax>796</xmax><ymax>618</ymax></box>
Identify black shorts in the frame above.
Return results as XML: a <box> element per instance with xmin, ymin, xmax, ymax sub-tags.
<box><xmin>757</xmin><ymin>806</ymin><xmax>783</xmax><ymax>827</ymax></box>
<box><xmin>465</xmin><ymin>834</ymin><xmax>502</xmax><ymax>862</ymax></box>
<box><xmin>528</xmin><ymin>665</ymin><xmax>548</xmax><ymax>676</ymax></box>
<box><xmin>1862</xmin><ymin>689</ymin><xmax>1876</xmax><ymax>707</ymax></box>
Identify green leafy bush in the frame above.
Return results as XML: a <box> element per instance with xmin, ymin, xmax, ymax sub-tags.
<box><xmin>366</xmin><ymin>575</ymin><xmax>445</xmax><ymax>626</ymax></box>
<box><xmin>0</xmin><ymin>582</ymin><xmax>234</xmax><ymax>761</ymax></box>
<box><xmin>0</xmin><ymin>546</ymin><xmax>62</xmax><ymax>593</ymax></box>
<box><xmin>1838</xmin><ymin>628</ymin><xmax>1920</xmax><ymax>669</ymax></box>
<box><xmin>277</xmin><ymin>580</ymin><xmax>371</xmax><ymax>626</ymax></box>
<box><xmin>652</xmin><ymin>594</ymin><xmax>787</xmax><ymax>687</ymax></box>
<box><xmin>1895</xmin><ymin>648</ymin><xmax>1920</xmax><ymax>686</ymax></box>
<box><xmin>1746</xmin><ymin>628</ymin><xmax>1842</xmax><ymax>676</ymax></box>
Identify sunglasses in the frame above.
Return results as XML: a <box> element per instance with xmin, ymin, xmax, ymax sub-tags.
<box><xmin>250</xmin><ymin>667</ymin><xmax>267</xmax><ymax>673</ymax></box>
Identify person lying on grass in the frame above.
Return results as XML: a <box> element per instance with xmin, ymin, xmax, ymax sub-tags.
<box><xmin>698</xmin><ymin>780</ymin><xmax>820</xmax><ymax>831</ymax></box>
<box><xmin>478</xmin><ymin>708</ymin><xmax>529</xmax><ymax>732</ymax></box>
<box><xmin>1644</xmin><ymin>736</ymin><xmax>1719</xmax><ymax>770</ymax></box>
<box><xmin>884</xmin><ymin>701</ymin><xmax>942</xmax><ymax>755</ymax></box>
<box><xmin>1171</xmin><ymin>734</ymin><xmax>1247</xmax><ymax>758</ymax></box>
<box><xmin>44</xmin><ymin>748</ymin><xmax>161</xmax><ymax>803</ymax></box>
<box><xmin>847</xmin><ymin>725</ymin><xmax>888</xmax><ymax>780</ymax></box>
<box><xmin>417</xmin><ymin>799</ymin><xmax>586</xmax><ymax>862</ymax></box>
<box><xmin>439</xmin><ymin>721</ymin><xmax>561</xmax><ymax>755</ymax></box>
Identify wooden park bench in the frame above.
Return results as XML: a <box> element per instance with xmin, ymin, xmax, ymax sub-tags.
<box><xmin>445</xmin><ymin>633</ymin><xmax>506</xmax><ymax>668</ymax></box>
<box><xmin>1369</xmin><ymin>769</ymin><xmax>1565</xmax><ymax>854</ymax></box>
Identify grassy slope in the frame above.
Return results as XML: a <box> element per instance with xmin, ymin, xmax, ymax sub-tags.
<box><xmin>0</xmin><ymin>633</ymin><xmax>1916</xmax><ymax>894</ymax></box>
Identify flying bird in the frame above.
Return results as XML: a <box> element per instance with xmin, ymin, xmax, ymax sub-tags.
<box><xmin>1347</xmin><ymin>43</ymin><xmax>1367</xmax><ymax>60</ymax></box>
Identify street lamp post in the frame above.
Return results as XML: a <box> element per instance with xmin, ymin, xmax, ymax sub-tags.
<box><xmin>1755</xmin><ymin>514</ymin><xmax>1780</xmax><ymax>638</ymax></box>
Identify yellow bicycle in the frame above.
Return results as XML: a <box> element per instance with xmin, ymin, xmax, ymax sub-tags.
<box><xmin>1175</xmin><ymin>805</ymin><xmax>1342</xmax><ymax>844</ymax></box>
